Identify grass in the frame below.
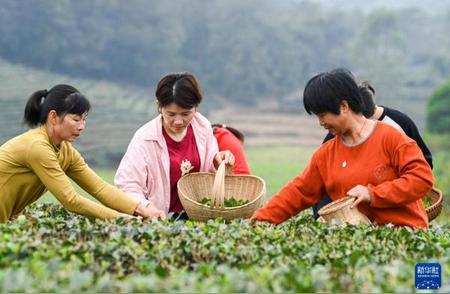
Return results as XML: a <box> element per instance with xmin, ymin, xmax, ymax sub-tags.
<box><xmin>38</xmin><ymin>143</ymin><xmax>449</xmax><ymax>223</ymax></box>
<box><xmin>38</xmin><ymin>145</ymin><xmax>315</xmax><ymax>203</ymax></box>
<box><xmin>246</xmin><ymin>145</ymin><xmax>315</xmax><ymax>198</ymax></box>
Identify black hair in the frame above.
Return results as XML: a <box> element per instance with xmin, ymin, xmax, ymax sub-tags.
<box><xmin>303</xmin><ymin>68</ymin><xmax>363</xmax><ymax>115</ymax></box>
<box><xmin>23</xmin><ymin>84</ymin><xmax>91</xmax><ymax>127</ymax></box>
<box><xmin>212</xmin><ymin>124</ymin><xmax>245</xmax><ymax>143</ymax></box>
<box><xmin>359</xmin><ymin>81</ymin><xmax>376</xmax><ymax>118</ymax></box>
<box><xmin>155</xmin><ymin>72</ymin><xmax>202</xmax><ymax>109</ymax></box>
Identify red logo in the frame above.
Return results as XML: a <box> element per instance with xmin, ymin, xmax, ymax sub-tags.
<box><xmin>373</xmin><ymin>164</ymin><xmax>389</xmax><ymax>181</ymax></box>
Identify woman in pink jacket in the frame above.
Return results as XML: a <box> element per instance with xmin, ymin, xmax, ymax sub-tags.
<box><xmin>115</xmin><ymin>72</ymin><xmax>234</xmax><ymax>220</ymax></box>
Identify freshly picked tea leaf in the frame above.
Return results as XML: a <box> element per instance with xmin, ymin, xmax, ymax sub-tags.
<box><xmin>224</xmin><ymin>198</ymin><xmax>249</xmax><ymax>207</ymax></box>
<box><xmin>198</xmin><ymin>197</ymin><xmax>249</xmax><ymax>207</ymax></box>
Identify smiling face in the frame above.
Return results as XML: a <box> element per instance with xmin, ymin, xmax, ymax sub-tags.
<box><xmin>51</xmin><ymin>112</ymin><xmax>88</xmax><ymax>145</ymax></box>
<box><xmin>316</xmin><ymin>101</ymin><xmax>351</xmax><ymax>135</ymax></box>
<box><xmin>316</xmin><ymin>112</ymin><xmax>345</xmax><ymax>135</ymax></box>
<box><xmin>160</xmin><ymin>102</ymin><xmax>196</xmax><ymax>136</ymax></box>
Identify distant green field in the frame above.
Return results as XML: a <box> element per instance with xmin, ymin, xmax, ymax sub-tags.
<box><xmin>39</xmin><ymin>145</ymin><xmax>316</xmax><ymax>203</ymax></box>
<box><xmin>39</xmin><ymin>142</ymin><xmax>449</xmax><ymax>223</ymax></box>
<box><xmin>247</xmin><ymin>145</ymin><xmax>316</xmax><ymax>198</ymax></box>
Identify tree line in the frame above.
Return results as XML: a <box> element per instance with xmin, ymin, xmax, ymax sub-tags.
<box><xmin>0</xmin><ymin>0</ymin><xmax>449</xmax><ymax>126</ymax></box>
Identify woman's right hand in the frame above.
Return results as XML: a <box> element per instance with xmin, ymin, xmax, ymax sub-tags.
<box><xmin>135</xmin><ymin>202</ymin><xmax>167</xmax><ymax>220</ymax></box>
<box><xmin>213</xmin><ymin>150</ymin><xmax>235</xmax><ymax>169</ymax></box>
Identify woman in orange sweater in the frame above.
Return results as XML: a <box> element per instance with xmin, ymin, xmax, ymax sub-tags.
<box><xmin>252</xmin><ymin>68</ymin><xmax>434</xmax><ymax>229</ymax></box>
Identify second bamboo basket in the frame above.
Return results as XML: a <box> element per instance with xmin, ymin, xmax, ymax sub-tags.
<box><xmin>318</xmin><ymin>196</ymin><xmax>371</xmax><ymax>225</ymax></box>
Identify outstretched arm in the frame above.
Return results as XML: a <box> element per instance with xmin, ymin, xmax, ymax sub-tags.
<box><xmin>68</xmin><ymin>146</ymin><xmax>166</xmax><ymax>219</ymax></box>
<box><xmin>252</xmin><ymin>157</ymin><xmax>325</xmax><ymax>224</ymax></box>
<box><xmin>27</xmin><ymin>141</ymin><xmax>127</xmax><ymax>219</ymax></box>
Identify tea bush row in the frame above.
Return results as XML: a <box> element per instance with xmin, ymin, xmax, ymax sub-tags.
<box><xmin>1</xmin><ymin>204</ymin><xmax>448</xmax><ymax>292</ymax></box>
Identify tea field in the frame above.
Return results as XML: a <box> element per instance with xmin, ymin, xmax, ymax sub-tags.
<box><xmin>2</xmin><ymin>144</ymin><xmax>449</xmax><ymax>292</ymax></box>
<box><xmin>0</xmin><ymin>205</ymin><xmax>449</xmax><ymax>292</ymax></box>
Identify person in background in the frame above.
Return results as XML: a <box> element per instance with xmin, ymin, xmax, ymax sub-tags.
<box><xmin>312</xmin><ymin>80</ymin><xmax>434</xmax><ymax>218</ymax></box>
<box><xmin>252</xmin><ymin>68</ymin><xmax>434</xmax><ymax>229</ymax></box>
<box><xmin>115</xmin><ymin>72</ymin><xmax>235</xmax><ymax>220</ymax></box>
<box><xmin>0</xmin><ymin>84</ymin><xmax>165</xmax><ymax>223</ymax></box>
<box><xmin>212</xmin><ymin>124</ymin><xmax>251</xmax><ymax>175</ymax></box>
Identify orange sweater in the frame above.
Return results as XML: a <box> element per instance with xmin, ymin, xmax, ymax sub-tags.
<box><xmin>252</xmin><ymin>122</ymin><xmax>434</xmax><ymax>228</ymax></box>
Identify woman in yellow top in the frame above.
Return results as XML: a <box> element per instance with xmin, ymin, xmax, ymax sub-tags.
<box><xmin>0</xmin><ymin>84</ymin><xmax>166</xmax><ymax>222</ymax></box>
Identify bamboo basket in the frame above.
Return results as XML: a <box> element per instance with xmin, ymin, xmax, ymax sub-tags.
<box><xmin>425</xmin><ymin>188</ymin><xmax>443</xmax><ymax>222</ymax></box>
<box><xmin>318</xmin><ymin>196</ymin><xmax>371</xmax><ymax>225</ymax></box>
<box><xmin>177</xmin><ymin>162</ymin><xmax>266</xmax><ymax>221</ymax></box>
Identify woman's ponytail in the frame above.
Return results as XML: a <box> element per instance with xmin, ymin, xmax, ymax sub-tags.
<box><xmin>358</xmin><ymin>81</ymin><xmax>376</xmax><ymax>118</ymax></box>
<box><xmin>23</xmin><ymin>89</ymin><xmax>48</xmax><ymax>127</ymax></box>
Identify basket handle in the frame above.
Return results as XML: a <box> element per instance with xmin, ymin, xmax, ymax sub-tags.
<box><xmin>211</xmin><ymin>161</ymin><xmax>226</xmax><ymax>209</ymax></box>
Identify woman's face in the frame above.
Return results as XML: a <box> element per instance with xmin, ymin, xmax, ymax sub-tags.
<box><xmin>53</xmin><ymin>112</ymin><xmax>88</xmax><ymax>144</ymax></box>
<box><xmin>160</xmin><ymin>103</ymin><xmax>196</xmax><ymax>135</ymax></box>
<box><xmin>315</xmin><ymin>101</ymin><xmax>351</xmax><ymax>135</ymax></box>
<box><xmin>316</xmin><ymin>112</ymin><xmax>346</xmax><ymax>135</ymax></box>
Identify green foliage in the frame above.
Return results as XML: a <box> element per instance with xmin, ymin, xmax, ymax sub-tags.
<box><xmin>427</xmin><ymin>79</ymin><xmax>450</xmax><ymax>133</ymax></box>
<box><xmin>0</xmin><ymin>0</ymin><xmax>449</xmax><ymax>113</ymax></box>
<box><xmin>1</xmin><ymin>2</ymin><xmax>449</xmax><ymax>169</ymax></box>
<box><xmin>424</xmin><ymin>134</ymin><xmax>450</xmax><ymax>221</ymax></box>
<box><xmin>0</xmin><ymin>204</ymin><xmax>449</xmax><ymax>292</ymax></box>
<box><xmin>3</xmin><ymin>142</ymin><xmax>450</xmax><ymax>291</ymax></box>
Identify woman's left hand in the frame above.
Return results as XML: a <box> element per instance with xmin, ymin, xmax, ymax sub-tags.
<box><xmin>214</xmin><ymin>150</ymin><xmax>235</xmax><ymax>168</ymax></box>
<box><xmin>347</xmin><ymin>185</ymin><xmax>372</xmax><ymax>208</ymax></box>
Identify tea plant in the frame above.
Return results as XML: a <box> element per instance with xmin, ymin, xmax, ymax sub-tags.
<box><xmin>0</xmin><ymin>204</ymin><xmax>448</xmax><ymax>292</ymax></box>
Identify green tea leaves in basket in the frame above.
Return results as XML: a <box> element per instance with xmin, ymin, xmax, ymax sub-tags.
<box><xmin>199</xmin><ymin>197</ymin><xmax>249</xmax><ymax>207</ymax></box>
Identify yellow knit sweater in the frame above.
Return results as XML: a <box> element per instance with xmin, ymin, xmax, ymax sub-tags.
<box><xmin>0</xmin><ymin>126</ymin><xmax>138</xmax><ymax>222</ymax></box>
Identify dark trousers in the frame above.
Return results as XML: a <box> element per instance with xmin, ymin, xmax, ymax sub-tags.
<box><xmin>312</xmin><ymin>195</ymin><xmax>333</xmax><ymax>219</ymax></box>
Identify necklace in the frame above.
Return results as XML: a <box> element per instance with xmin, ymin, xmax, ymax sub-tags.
<box><xmin>357</xmin><ymin>118</ymin><xmax>368</xmax><ymax>139</ymax></box>
<box><xmin>341</xmin><ymin>118</ymin><xmax>368</xmax><ymax>168</ymax></box>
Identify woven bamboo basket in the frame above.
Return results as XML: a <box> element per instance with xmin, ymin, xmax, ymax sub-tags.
<box><xmin>177</xmin><ymin>162</ymin><xmax>266</xmax><ymax>221</ymax></box>
<box><xmin>318</xmin><ymin>196</ymin><xmax>371</xmax><ymax>225</ymax></box>
<box><xmin>425</xmin><ymin>187</ymin><xmax>443</xmax><ymax>222</ymax></box>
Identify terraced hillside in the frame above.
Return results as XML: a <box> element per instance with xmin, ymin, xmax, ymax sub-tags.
<box><xmin>209</xmin><ymin>109</ymin><xmax>324</xmax><ymax>147</ymax></box>
<box><xmin>1</xmin><ymin>59</ymin><xmax>324</xmax><ymax>166</ymax></box>
<box><xmin>0</xmin><ymin>59</ymin><xmax>156</xmax><ymax>165</ymax></box>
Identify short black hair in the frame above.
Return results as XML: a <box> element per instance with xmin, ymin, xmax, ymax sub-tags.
<box><xmin>303</xmin><ymin>68</ymin><xmax>363</xmax><ymax>115</ymax></box>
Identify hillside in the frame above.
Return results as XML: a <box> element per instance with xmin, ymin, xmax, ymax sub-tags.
<box><xmin>1</xmin><ymin>59</ymin><xmax>326</xmax><ymax>166</ymax></box>
<box><xmin>209</xmin><ymin>109</ymin><xmax>324</xmax><ymax>147</ymax></box>
<box><xmin>1</xmin><ymin>0</ymin><xmax>448</xmax><ymax>121</ymax></box>
<box><xmin>0</xmin><ymin>59</ymin><xmax>157</xmax><ymax>165</ymax></box>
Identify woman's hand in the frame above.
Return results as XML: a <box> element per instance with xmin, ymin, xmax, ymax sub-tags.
<box><xmin>213</xmin><ymin>150</ymin><xmax>235</xmax><ymax>169</ymax></box>
<box><xmin>135</xmin><ymin>202</ymin><xmax>167</xmax><ymax>220</ymax></box>
<box><xmin>347</xmin><ymin>185</ymin><xmax>372</xmax><ymax>208</ymax></box>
